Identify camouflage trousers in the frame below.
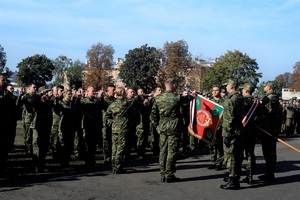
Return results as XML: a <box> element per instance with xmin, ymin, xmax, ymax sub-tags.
<box><xmin>209</xmin><ymin>129</ymin><xmax>224</xmax><ymax>166</ymax></box>
<box><xmin>243</xmin><ymin>133</ymin><xmax>256</xmax><ymax>171</ymax></box>
<box><xmin>102</xmin><ymin>125</ymin><xmax>112</xmax><ymax>162</ymax></box>
<box><xmin>50</xmin><ymin>125</ymin><xmax>59</xmax><ymax>156</ymax></box>
<box><xmin>0</xmin><ymin>125</ymin><xmax>10</xmax><ymax>172</ymax></box>
<box><xmin>32</xmin><ymin>127</ymin><xmax>50</xmax><ymax>169</ymax></box>
<box><xmin>23</xmin><ymin>115</ymin><xmax>34</xmax><ymax>153</ymax></box>
<box><xmin>112</xmin><ymin>132</ymin><xmax>126</xmax><ymax>170</ymax></box>
<box><xmin>58</xmin><ymin>128</ymin><xmax>76</xmax><ymax>165</ymax></box>
<box><xmin>224</xmin><ymin>136</ymin><xmax>243</xmax><ymax>178</ymax></box>
<box><xmin>159</xmin><ymin>134</ymin><xmax>180</xmax><ymax>179</ymax></box>
<box><xmin>261</xmin><ymin>130</ymin><xmax>277</xmax><ymax>175</ymax></box>
<box><xmin>136</xmin><ymin>123</ymin><xmax>149</xmax><ymax>158</ymax></box>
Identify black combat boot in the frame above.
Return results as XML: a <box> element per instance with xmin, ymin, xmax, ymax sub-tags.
<box><xmin>242</xmin><ymin>170</ymin><xmax>253</xmax><ymax>184</ymax></box>
<box><xmin>220</xmin><ymin>177</ymin><xmax>240</xmax><ymax>190</ymax></box>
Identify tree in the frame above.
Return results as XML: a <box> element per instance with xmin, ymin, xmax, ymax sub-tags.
<box><xmin>201</xmin><ymin>50</ymin><xmax>262</xmax><ymax>90</ymax></box>
<box><xmin>66</xmin><ymin>60</ymin><xmax>85</xmax><ymax>89</ymax></box>
<box><xmin>0</xmin><ymin>44</ymin><xmax>12</xmax><ymax>78</ymax></box>
<box><xmin>84</xmin><ymin>42</ymin><xmax>115</xmax><ymax>88</ymax></box>
<box><xmin>289</xmin><ymin>61</ymin><xmax>300</xmax><ymax>89</ymax></box>
<box><xmin>52</xmin><ymin>55</ymin><xmax>72</xmax><ymax>85</ymax></box>
<box><xmin>274</xmin><ymin>72</ymin><xmax>292</xmax><ymax>88</ymax></box>
<box><xmin>86</xmin><ymin>42</ymin><xmax>115</xmax><ymax>69</ymax></box>
<box><xmin>119</xmin><ymin>44</ymin><xmax>161</xmax><ymax>93</ymax></box>
<box><xmin>16</xmin><ymin>54</ymin><xmax>55</xmax><ymax>88</ymax></box>
<box><xmin>161</xmin><ymin>40</ymin><xmax>192</xmax><ymax>90</ymax></box>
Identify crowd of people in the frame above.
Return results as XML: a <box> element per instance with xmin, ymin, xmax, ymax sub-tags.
<box><xmin>0</xmin><ymin>72</ymin><xmax>298</xmax><ymax>190</ymax></box>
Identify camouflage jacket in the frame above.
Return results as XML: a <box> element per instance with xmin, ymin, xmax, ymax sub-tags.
<box><xmin>17</xmin><ymin>92</ymin><xmax>39</xmax><ymax>122</ymax></box>
<box><xmin>50</xmin><ymin>95</ymin><xmax>63</xmax><ymax>126</ymax></box>
<box><xmin>260</xmin><ymin>92</ymin><xmax>280</xmax><ymax>131</ymax></box>
<box><xmin>210</xmin><ymin>97</ymin><xmax>225</xmax><ymax>130</ymax></box>
<box><xmin>80</xmin><ymin>96</ymin><xmax>102</xmax><ymax>129</ymax></box>
<box><xmin>30</xmin><ymin>97</ymin><xmax>52</xmax><ymax>130</ymax></box>
<box><xmin>101</xmin><ymin>95</ymin><xmax>116</xmax><ymax>127</ymax></box>
<box><xmin>151</xmin><ymin>91</ymin><xmax>189</xmax><ymax>135</ymax></box>
<box><xmin>222</xmin><ymin>91</ymin><xmax>244</xmax><ymax>138</ymax></box>
<box><xmin>55</xmin><ymin>99</ymin><xmax>77</xmax><ymax>133</ymax></box>
<box><xmin>105</xmin><ymin>98</ymin><xmax>133</xmax><ymax>134</ymax></box>
<box><xmin>0</xmin><ymin>87</ymin><xmax>16</xmax><ymax>125</ymax></box>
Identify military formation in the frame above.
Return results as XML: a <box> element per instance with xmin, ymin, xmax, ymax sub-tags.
<box><xmin>0</xmin><ymin>73</ymin><xmax>297</xmax><ymax>190</ymax></box>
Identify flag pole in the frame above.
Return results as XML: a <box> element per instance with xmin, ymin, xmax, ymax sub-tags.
<box><xmin>256</xmin><ymin>126</ymin><xmax>300</xmax><ymax>154</ymax></box>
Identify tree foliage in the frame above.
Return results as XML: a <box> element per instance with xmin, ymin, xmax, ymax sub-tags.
<box><xmin>86</xmin><ymin>42</ymin><xmax>115</xmax><ymax>69</ymax></box>
<box><xmin>66</xmin><ymin>60</ymin><xmax>85</xmax><ymax>89</ymax></box>
<box><xmin>161</xmin><ymin>40</ymin><xmax>192</xmax><ymax>90</ymax></box>
<box><xmin>119</xmin><ymin>44</ymin><xmax>161</xmax><ymax>93</ymax></box>
<box><xmin>52</xmin><ymin>55</ymin><xmax>72</xmax><ymax>85</ymax></box>
<box><xmin>274</xmin><ymin>72</ymin><xmax>292</xmax><ymax>88</ymax></box>
<box><xmin>201</xmin><ymin>50</ymin><xmax>262</xmax><ymax>90</ymax></box>
<box><xmin>289</xmin><ymin>61</ymin><xmax>300</xmax><ymax>89</ymax></box>
<box><xmin>84</xmin><ymin>42</ymin><xmax>115</xmax><ymax>89</ymax></box>
<box><xmin>0</xmin><ymin>44</ymin><xmax>12</xmax><ymax>78</ymax></box>
<box><xmin>16</xmin><ymin>54</ymin><xmax>55</xmax><ymax>87</ymax></box>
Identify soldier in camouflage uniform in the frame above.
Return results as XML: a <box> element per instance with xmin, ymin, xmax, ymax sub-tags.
<box><xmin>17</xmin><ymin>83</ymin><xmax>38</xmax><ymax>154</ymax></box>
<box><xmin>149</xmin><ymin>87</ymin><xmax>162</xmax><ymax>156</ymax></box>
<box><xmin>49</xmin><ymin>85</ymin><xmax>64</xmax><ymax>160</ymax></box>
<box><xmin>101</xmin><ymin>85</ymin><xmax>116</xmax><ymax>164</ymax></box>
<box><xmin>151</xmin><ymin>78</ymin><xmax>189</xmax><ymax>183</ymax></box>
<box><xmin>81</xmin><ymin>86</ymin><xmax>103</xmax><ymax>165</ymax></box>
<box><xmin>136</xmin><ymin>88</ymin><xmax>150</xmax><ymax>159</ymax></box>
<box><xmin>124</xmin><ymin>88</ymin><xmax>139</xmax><ymax>159</ymax></box>
<box><xmin>240</xmin><ymin>83</ymin><xmax>257</xmax><ymax>184</ymax></box>
<box><xmin>0</xmin><ymin>74</ymin><xmax>16</xmax><ymax>175</ymax></box>
<box><xmin>105</xmin><ymin>87</ymin><xmax>134</xmax><ymax>173</ymax></box>
<box><xmin>55</xmin><ymin>90</ymin><xmax>77</xmax><ymax>167</ymax></box>
<box><xmin>73</xmin><ymin>87</ymin><xmax>86</xmax><ymax>159</ymax></box>
<box><xmin>220</xmin><ymin>79</ymin><xmax>244</xmax><ymax>190</ymax></box>
<box><xmin>258</xmin><ymin>81</ymin><xmax>280</xmax><ymax>181</ymax></box>
<box><xmin>31</xmin><ymin>86</ymin><xmax>52</xmax><ymax>172</ymax></box>
<box><xmin>208</xmin><ymin>86</ymin><xmax>224</xmax><ymax>170</ymax></box>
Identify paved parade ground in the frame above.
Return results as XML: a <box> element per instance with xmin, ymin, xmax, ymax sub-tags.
<box><xmin>1</xmin><ymin>124</ymin><xmax>300</xmax><ymax>200</ymax></box>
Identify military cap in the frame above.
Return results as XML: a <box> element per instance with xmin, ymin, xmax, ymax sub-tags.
<box><xmin>263</xmin><ymin>81</ymin><xmax>275</xmax><ymax>88</ymax></box>
<box><xmin>222</xmin><ymin>79</ymin><xmax>237</xmax><ymax>87</ymax></box>
<box><xmin>38</xmin><ymin>86</ymin><xmax>50</xmax><ymax>94</ymax></box>
<box><xmin>239</xmin><ymin>83</ymin><xmax>255</xmax><ymax>93</ymax></box>
<box><xmin>221</xmin><ymin>88</ymin><xmax>226</xmax><ymax>93</ymax></box>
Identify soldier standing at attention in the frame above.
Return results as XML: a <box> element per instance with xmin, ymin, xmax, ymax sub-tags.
<box><xmin>240</xmin><ymin>83</ymin><xmax>257</xmax><ymax>184</ymax></box>
<box><xmin>31</xmin><ymin>86</ymin><xmax>52</xmax><ymax>172</ymax></box>
<box><xmin>136</xmin><ymin>88</ymin><xmax>150</xmax><ymax>160</ymax></box>
<box><xmin>220</xmin><ymin>79</ymin><xmax>244</xmax><ymax>190</ymax></box>
<box><xmin>258</xmin><ymin>81</ymin><xmax>280</xmax><ymax>181</ymax></box>
<box><xmin>17</xmin><ymin>83</ymin><xmax>38</xmax><ymax>154</ymax></box>
<box><xmin>148</xmin><ymin>87</ymin><xmax>162</xmax><ymax>156</ymax></box>
<box><xmin>81</xmin><ymin>86</ymin><xmax>103</xmax><ymax>166</ymax></box>
<box><xmin>0</xmin><ymin>74</ymin><xmax>16</xmax><ymax>176</ymax></box>
<box><xmin>49</xmin><ymin>85</ymin><xmax>64</xmax><ymax>160</ymax></box>
<box><xmin>151</xmin><ymin>78</ymin><xmax>189</xmax><ymax>183</ymax></box>
<box><xmin>55</xmin><ymin>90</ymin><xmax>77</xmax><ymax>167</ymax></box>
<box><xmin>101</xmin><ymin>85</ymin><xmax>116</xmax><ymax>164</ymax></box>
<box><xmin>105</xmin><ymin>87</ymin><xmax>133</xmax><ymax>173</ymax></box>
<box><xmin>208</xmin><ymin>85</ymin><xmax>224</xmax><ymax>171</ymax></box>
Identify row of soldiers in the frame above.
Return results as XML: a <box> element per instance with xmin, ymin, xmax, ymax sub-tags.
<box><xmin>0</xmin><ymin>73</ymin><xmax>170</xmax><ymax>174</ymax></box>
<box><xmin>0</xmin><ymin>73</ymin><xmax>284</xmax><ymax>189</ymax></box>
<box><xmin>280</xmin><ymin>98</ymin><xmax>300</xmax><ymax>136</ymax></box>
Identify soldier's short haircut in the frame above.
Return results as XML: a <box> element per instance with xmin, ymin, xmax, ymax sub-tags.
<box><xmin>57</xmin><ymin>85</ymin><xmax>64</xmax><ymax>90</ymax></box>
<box><xmin>115</xmin><ymin>87</ymin><xmax>125</xmax><ymax>97</ymax></box>
<box><xmin>63</xmin><ymin>89</ymin><xmax>72</xmax><ymax>96</ymax></box>
<box><xmin>106</xmin><ymin>84</ymin><xmax>116</xmax><ymax>91</ymax></box>
<box><xmin>165</xmin><ymin>78</ymin><xmax>177</xmax><ymax>86</ymax></box>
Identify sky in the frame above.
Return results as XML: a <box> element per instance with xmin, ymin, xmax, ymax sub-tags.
<box><xmin>0</xmin><ymin>0</ymin><xmax>299</xmax><ymax>82</ymax></box>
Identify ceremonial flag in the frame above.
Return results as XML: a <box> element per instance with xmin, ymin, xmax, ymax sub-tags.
<box><xmin>188</xmin><ymin>94</ymin><xmax>224</xmax><ymax>145</ymax></box>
